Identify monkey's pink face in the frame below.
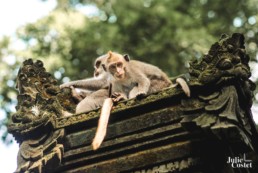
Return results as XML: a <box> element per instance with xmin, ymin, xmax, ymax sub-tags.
<box><xmin>108</xmin><ymin>61</ymin><xmax>125</xmax><ymax>79</ymax></box>
<box><xmin>94</xmin><ymin>59</ymin><xmax>105</xmax><ymax>77</ymax></box>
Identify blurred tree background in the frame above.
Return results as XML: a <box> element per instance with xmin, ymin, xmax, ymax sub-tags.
<box><xmin>1</xmin><ymin>0</ymin><xmax>258</xmax><ymax>143</ymax></box>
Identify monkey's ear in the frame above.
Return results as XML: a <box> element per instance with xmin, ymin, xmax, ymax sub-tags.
<box><xmin>107</xmin><ymin>51</ymin><xmax>113</xmax><ymax>60</ymax></box>
<box><xmin>108</xmin><ymin>51</ymin><xmax>113</xmax><ymax>57</ymax></box>
<box><xmin>123</xmin><ymin>54</ymin><xmax>130</xmax><ymax>62</ymax></box>
<box><xmin>102</xmin><ymin>64</ymin><xmax>107</xmax><ymax>71</ymax></box>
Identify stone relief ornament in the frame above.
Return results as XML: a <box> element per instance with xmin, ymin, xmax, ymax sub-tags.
<box><xmin>8</xmin><ymin>59</ymin><xmax>76</xmax><ymax>173</ymax></box>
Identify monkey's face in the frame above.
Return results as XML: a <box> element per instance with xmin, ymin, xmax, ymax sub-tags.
<box><xmin>106</xmin><ymin>51</ymin><xmax>130</xmax><ymax>80</ymax></box>
<box><xmin>94</xmin><ymin>60</ymin><xmax>104</xmax><ymax>77</ymax></box>
<box><xmin>94</xmin><ymin>55</ymin><xmax>107</xmax><ymax>77</ymax></box>
<box><xmin>108</xmin><ymin>61</ymin><xmax>126</xmax><ymax>80</ymax></box>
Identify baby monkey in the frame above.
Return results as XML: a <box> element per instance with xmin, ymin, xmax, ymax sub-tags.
<box><xmin>60</xmin><ymin>55</ymin><xmax>109</xmax><ymax>114</ymax></box>
<box><xmin>60</xmin><ymin>54</ymin><xmax>108</xmax><ymax>95</ymax></box>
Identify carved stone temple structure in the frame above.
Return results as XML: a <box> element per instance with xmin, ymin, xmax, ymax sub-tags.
<box><xmin>8</xmin><ymin>33</ymin><xmax>258</xmax><ymax>173</ymax></box>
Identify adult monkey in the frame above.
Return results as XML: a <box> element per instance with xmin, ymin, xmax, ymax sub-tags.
<box><xmin>103</xmin><ymin>51</ymin><xmax>190</xmax><ymax>100</ymax></box>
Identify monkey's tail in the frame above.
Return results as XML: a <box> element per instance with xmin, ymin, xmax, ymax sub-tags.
<box><xmin>92</xmin><ymin>98</ymin><xmax>113</xmax><ymax>150</ymax></box>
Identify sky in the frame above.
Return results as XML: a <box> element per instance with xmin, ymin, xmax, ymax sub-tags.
<box><xmin>0</xmin><ymin>1</ymin><xmax>57</xmax><ymax>172</ymax></box>
<box><xmin>0</xmin><ymin>1</ymin><xmax>257</xmax><ymax>173</ymax></box>
<box><xmin>0</xmin><ymin>0</ymin><xmax>57</xmax><ymax>37</ymax></box>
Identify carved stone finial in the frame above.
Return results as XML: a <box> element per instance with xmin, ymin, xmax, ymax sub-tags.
<box><xmin>8</xmin><ymin>59</ymin><xmax>76</xmax><ymax>173</ymax></box>
<box><xmin>189</xmin><ymin>33</ymin><xmax>255</xmax><ymax>107</ymax></box>
<box><xmin>185</xmin><ymin>33</ymin><xmax>258</xmax><ymax>153</ymax></box>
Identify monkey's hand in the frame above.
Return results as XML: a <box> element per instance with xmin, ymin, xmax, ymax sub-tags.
<box><xmin>70</xmin><ymin>86</ymin><xmax>84</xmax><ymax>102</ymax></box>
<box><xmin>129</xmin><ymin>88</ymin><xmax>147</xmax><ymax>99</ymax></box>
<box><xmin>60</xmin><ymin>83</ymin><xmax>72</xmax><ymax>89</ymax></box>
<box><xmin>112</xmin><ymin>92</ymin><xmax>127</xmax><ymax>102</ymax></box>
<box><xmin>136</xmin><ymin>92</ymin><xmax>146</xmax><ymax>99</ymax></box>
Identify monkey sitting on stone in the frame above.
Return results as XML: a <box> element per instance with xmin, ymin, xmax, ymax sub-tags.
<box><xmin>103</xmin><ymin>51</ymin><xmax>190</xmax><ymax>101</ymax></box>
<box><xmin>60</xmin><ymin>55</ymin><xmax>109</xmax><ymax>114</ymax></box>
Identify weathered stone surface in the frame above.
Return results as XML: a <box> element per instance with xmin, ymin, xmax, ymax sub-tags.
<box><xmin>8</xmin><ymin>33</ymin><xmax>258</xmax><ymax>173</ymax></box>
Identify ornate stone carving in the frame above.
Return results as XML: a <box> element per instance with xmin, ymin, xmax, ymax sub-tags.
<box><xmin>183</xmin><ymin>33</ymin><xmax>258</xmax><ymax>152</ymax></box>
<box><xmin>189</xmin><ymin>33</ymin><xmax>255</xmax><ymax>106</ymax></box>
<box><xmin>8</xmin><ymin>59</ymin><xmax>76</xmax><ymax>173</ymax></box>
<box><xmin>190</xmin><ymin>34</ymin><xmax>249</xmax><ymax>82</ymax></box>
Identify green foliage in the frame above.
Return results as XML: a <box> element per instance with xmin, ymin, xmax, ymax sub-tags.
<box><xmin>1</xmin><ymin>0</ymin><xmax>258</xmax><ymax>143</ymax></box>
<box><xmin>0</xmin><ymin>37</ymin><xmax>20</xmax><ymax>144</ymax></box>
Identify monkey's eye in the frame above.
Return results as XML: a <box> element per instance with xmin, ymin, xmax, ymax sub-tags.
<box><xmin>109</xmin><ymin>64</ymin><xmax>116</xmax><ymax>71</ymax></box>
<box><xmin>95</xmin><ymin>61</ymin><xmax>101</xmax><ymax>68</ymax></box>
<box><xmin>117</xmin><ymin>62</ymin><xmax>123</xmax><ymax>68</ymax></box>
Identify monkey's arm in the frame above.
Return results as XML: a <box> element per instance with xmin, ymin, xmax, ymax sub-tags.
<box><xmin>60</xmin><ymin>77</ymin><xmax>107</xmax><ymax>90</ymax></box>
<box><xmin>129</xmin><ymin>74</ymin><xmax>150</xmax><ymax>99</ymax></box>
